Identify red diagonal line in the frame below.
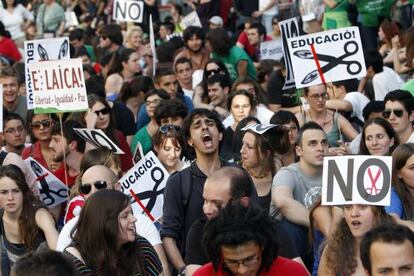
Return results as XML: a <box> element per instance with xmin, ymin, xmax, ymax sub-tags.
<box><xmin>310</xmin><ymin>44</ymin><xmax>326</xmax><ymax>84</ymax></box>
<box><xmin>35</xmin><ymin>173</ymin><xmax>48</xmax><ymax>182</ymax></box>
<box><xmin>367</xmin><ymin>167</ymin><xmax>381</xmax><ymax>192</ymax></box>
<box><xmin>130</xmin><ymin>189</ymin><xmax>156</xmax><ymax>222</ymax></box>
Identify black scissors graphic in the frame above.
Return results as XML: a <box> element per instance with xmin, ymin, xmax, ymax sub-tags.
<box><xmin>30</xmin><ymin>161</ymin><xmax>68</xmax><ymax>206</ymax></box>
<box><xmin>293</xmin><ymin>41</ymin><xmax>362</xmax><ymax>85</ymax></box>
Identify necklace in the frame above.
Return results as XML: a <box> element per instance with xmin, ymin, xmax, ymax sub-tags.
<box><xmin>244</xmin><ymin>166</ymin><xmax>269</xmax><ymax>179</ymax></box>
<box><xmin>309</xmin><ymin>109</ymin><xmax>327</xmax><ymax>130</ymax></box>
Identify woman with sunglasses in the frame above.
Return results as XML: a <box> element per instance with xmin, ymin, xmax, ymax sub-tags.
<box><xmin>63</xmin><ymin>190</ymin><xmax>162</xmax><ymax>275</ymax></box>
<box><xmin>359</xmin><ymin>117</ymin><xmax>399</xmax><ymax>156</ymax></box>
<box><xmin>296</xmin><ymin>84</ymin><xmax>358</xmax><ymax>148</ymax></box>
<box><xmin>240</xmin><ymin>124</ymin><xmax>291</xmax><ymax>210</ymax></box>
<box><xmin>0</xmin><ymin>165</ymin><xmax>59</xmax><ymax>275</ymax></box>
<box><xmin>152</xmin><ymin>125</ymin><xmax>186</xmax><ymax>174</ymax></box>
<box><xmin>22</xmin><ymin>111</ymin><xmax>60</xmax><ymax>172</ymax></box>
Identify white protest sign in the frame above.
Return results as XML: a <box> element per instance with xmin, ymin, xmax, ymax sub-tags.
<box><xmin>74</xmin><ymin>128</ymin><xmax>125</xmax><ymax>154</ymax></box>
<box><xmin>24</xmin><ymin>37</ymin><xmax>70</xmax><ymax>110</ymax></box>
<box><xmin>241</xmin><ymin>123</ymin><xmax>279</xmax><ymax>134</ymax></box>
<box><xmin>260</xmin><ymin>40</ymin><xmax>283</xmax><ymax>61</ymax></box>
<box><xmin>119</xmin><ymin>151</ymin><xmax>169</xmax><ymax>222</ymax></box>
<box><xmin>279</xmin><ymin>17</ymin><xmax>300</xmax><ymax>90</ymax></box>
<box><xmin>113</xmin><ymin>0</ymin><xmax>144</xmax><ymax>23</ymax></box>
<box><xmin>65</xmin><ymin>11</ymin><xmax>79</xmax><ymax>28</ymax></box>
<box><xmin>149</xmin><ymin>14</ymin><xmax>157</xmax><ymax>77</ymax></box>
<box><xmin>287</xmin><ymin>27</ymin><xmax>366</xmax><ymax>88</ymax></box>
<box><xmin>322</xmin><ymin>156</ymin><xmax>392</xmax><ymax>206</ymax></box>
<box><xmin>24</xmin><ymin>157</ymin><xmax>68</xmax><ymax>208</ymax></box>
<box><xmin>27</xmin><ymin>58</ymin><xmax>88</xmax><ymax>113</ymax></box>
<box><xmin>181</xmin><ymin>11</ymin><xmax>202</xmax><ymax>28</ymax></box>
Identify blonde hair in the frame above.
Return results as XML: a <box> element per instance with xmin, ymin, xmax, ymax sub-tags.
<box><xmin>124</xmin><ymin>26</ymin><xmax>144</xmax><ymax>45</ymax></box>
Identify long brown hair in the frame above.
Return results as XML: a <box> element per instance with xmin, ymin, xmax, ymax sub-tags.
<box><xmin>392</xmin><ymin>143</ymin><xmax>414</xmax><ymax>220</ymax></box>
<box><xmin>0</xmin><ymin>165</ymin><xmax>45</xmax><ymax>249</ymax></box>
<box><xmin>71</xmin><ymin>190</ymin><xmax>145</xmax><ymax>275</ymax></box>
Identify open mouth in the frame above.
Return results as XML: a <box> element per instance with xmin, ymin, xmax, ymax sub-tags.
<box><xmin>202</xmin><ymin>133</ymin><xmax>213</xmax><ymax>147</ymax></box>
<box><xmin>351</xmin><ymin>220</ymin><xmax>361</xmax><ymax>227</ymax></box>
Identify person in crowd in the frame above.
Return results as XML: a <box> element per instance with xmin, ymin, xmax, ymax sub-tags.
<box><xmin>152</xmin><ymin>125</ymin><xmax>185</xmax><ymax>174</ymax></box>
<box><xmin>0</xmin><ymin>67</ymin><xmax>26</xmax><ymax>122</ymax></box>
<box><xmin>360</xmin><ymin>223</ymin><xmax>414</xmax><ymax>276</ymax></box>
<box><xmin>252</xmin><ymin>0</ymin><xmax>279</xmax><ymax>34</ymax></box>
<box><xmin>69</xmin><ymin>28</ymin><xmax>96</xmax><ymax>62</ymax></box>
<box><xmin>241</xmin><ymin>123</ymin><xmax>290</xmax><ymax>210</ymax></box>
<box><xmin>0</xmin><ymin>21</ymin><xmax>21</xmax><ymax>63</ymax></box>
<box><xmin>175</xmin><ymin>57</ymin><xmax>194</xmax><ymax>99</ymax></box>
<box><xmin>269</xmin><ymin>15</ymin><xmax>282</xmax><ymax>41</ymax></box>
<box><xmin>245</xmin><ymin>22</ymin><xmax>272</xmax><ymax>63</ymax></box>
<box><xmin>296</xmin><ymin>84</ymin><xmax>358</xmax><ymax>148</ymax></box>
<box><xmin>105</xmin><ymin>48</ymin><xmax>141</xmax><ymax>100</ymax></box>
<box><xmin>359</xmin><ymin>117</ymin><xmax>399</xmax><ymax>156</ymax></box>
<box><xmin>207</xmin><ymin>73</ymin><xmax>231</xmax><ymax>119</ymax></box>
<box><xmin>124</xmin><ymin>26</ymin><xmax>146</xmax><ymax>59</ymax></box>
<box><xmin>383</xmin><ymin>90</ymin><xmax>414</xmax><ymax>143</ymax></box>
<box><xmin>270</xmin><ymin>111</ymin><xmax>299</xmax><ymax>167</ymax></box>
<box><xmin>157</xmin><ymin>21</ymin><xmax>175</xmax><ymax>45</ymax></box>
<box><xmin>234</xmin><ymin>1</ymin><xmax>259</xmax><ymax>26</ymax></box>
<box><xmin>161</xmin><ymin>108</ymin><xmax>226</xmax><ymax>274</ymax></box>
<box><xmin>170</xmin><ymin>3</ymin><xmax>184</xmax><ymax>33</ymax></box>
<box><xmin>2</xmin><ymin>113</ymin><xmax>28</xmax><ymax>155</ymax></box>
<box><xmin>392</xmin><ymin>26</ymin><xmax>414</xmax><ymax>75</ymax></box>
<box><xmin>36</xmin><ymin>0</ymin><xmax>65</xmax><ymax>38</ymax></box>
<box><xmin>0</xmin><ymin>165</ymin><xmax>58</xmax><ymax>275</ymax></box>
<box><xmin>208</xmin><ymin>16</ymin><xmax>223</xmax><ymax>30</ymax></box>
<box><xmin>174</xmin><ymin>26</ymin><xmax>210</xmax><ymax>71</ymax></box>
<box><xmin>272</xmin><ymin>122</ymin><xmax>328</xmax><ymax>267</ymax></box>
<box><xmin>0</xmin><ymin>0</ymin><xmax>33</xmax><ymax>49</ymax></box>
<box><xmin>231</xmin><ymin>116</ymin><xmax>262</xmax><ymax>163</ymax></box>
<box><xmin>194</xmin><ymin>204</ymin><xmax>309</xmax><ymax>275</ymax></box>
<box><xmin>359</xmin><ymin>50</ymin><xmax>404</xmax><ymax>101</ymax></box>
<box><xmin>63</xmin><ymin>190</ymin><xmax>162</xmax><ymax>275</ymax></box>
<box><xmin>98</xmin><ymin>24</ymin><xmax>124</xmax><ymax>57</ymax></box>
<box><xmin>322</xmin><ymin>0</ymin><xmax>351</xmax><ymax>30</ymax></box>
<box><xmin>22</xmin><ymin>112</ymin><xmax>60</xmax><ymax>172</ymax></box>
<box><xmin>377</xmin><ymin>19</ymin><xmax>403</xmax><ymax>65</ymax></box>
<box><xmin>206</xmin><ymin>28</ymin><xmax>256</xmax><ymax>81</ymax></box>
<box><xmin>318</xmin><ymin>205</ymin><xmax>393</xmax><ymax>275</ymax></box>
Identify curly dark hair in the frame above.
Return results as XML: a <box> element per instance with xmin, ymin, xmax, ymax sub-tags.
<box><xmin>359</xmin><ymin>117</ymin><xmax>399</xmax><ymax>155</ymax></box>
<box><xmin>202</xmin><ymin>204</ymin><xmax>279</xmax><ymax>274</ymax></box>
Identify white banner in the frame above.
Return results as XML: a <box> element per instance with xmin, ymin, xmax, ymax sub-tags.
<box><xmin>260</xmin><ymin>40</ymin><xmax>284</xmax><ymax>61</ymax></box>
<box><xmin>322</xmin><ymin>156</ymin><xmax>392</xmax><ymax>206</ymax></box>
<box><xmin>73</xmin><ymin>128</ymin><xmax>125</xmax><ymax>154</ymax></box>
<box><xmin>27</xmin><ymin>58</ymin><xmax>88</xmax><ymax>113</ymax></box>
<box><xmin>181</xmin><ymin>11</ymin><xmax>202</xmax><ymax>28</ymax></box>
<box><xmin>25</xmin><ymin>157</ymin><xmax>68</xmax><ymax>208</ymax></box>
<box><xmin>287</xmin><ymin>27</ymin><xmax>366</xmax><ymax>88</ymax></box>
<box><xmin>24</xmin><ymin>37</ymin><xmax>70</xmax><ymax>110</ymax></box>
<box><xmin>113</xmin><ymin>0</ymin><xmax>144</xmax><ymax>23</ymax></box>
<box><xmin>119</xmin><ymin>151</ymin><xmax>169</xmax><ymax>222</ymax></box>
<box><xmin>279</xmin><ymin>18</ymin><xmax>300</xmax><ymax>90</ymax></box>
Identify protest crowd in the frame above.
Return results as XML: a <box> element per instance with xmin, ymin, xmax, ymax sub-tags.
<box><xmin>2</xmin><ymin>0</ymin><xmax>414</xmax><ymax>275</ymax></box>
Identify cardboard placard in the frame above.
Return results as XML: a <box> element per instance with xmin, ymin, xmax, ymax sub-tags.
<box><xmin>24</xmin><ymin>38</ymin><xmax>70</xmax><ymax>110</ymax></box>
<box><xmin>287</xmin><ymin>27</ymin><xmax>366</xmax><ymax>88</ymax></box>
<box><xmin>24</xmin><ymin>157</ymin><xmax>68</xmax><ymax>208</ymax></box>
<box><xmin>149</xmin><ymin>14</ymin><xmax>157</xmax><ymax>76</ymax></box>
<box><xmin>181</xmin><ymin>11</ymin><xmax>202</xmax><ymax>28</ymax></box>
<box><xmin>279</xmin><ymin>18</ymin><xmax>300</xmax><ymax>90</ymax></box>
<box><xmin>260</xmin><ymin>40</ymin><xmax>284</xmax><ymax>61</ymax></box>
<box><xmin>113</xmin><ymin>0</ymin><xmax>144</xmax><ymax>23</ymax></box>
<box><xmin>27</xmin><ymin>58</ymin><xmax>88</xmax><ymax>113</ymax></box>
<box><xmin>322</xmin><ymin>156</ymin><xmax>392</xmax><ymax>206</ymax></box>
<box><xmin>119</xmin><ymin>151</ymin><xmax>169</xmax><ymax>222</ymax></box>
<box><xmin>73</xmin><ymin>128</ymin><xmax>125</xmax><ymax>154</ymax></box>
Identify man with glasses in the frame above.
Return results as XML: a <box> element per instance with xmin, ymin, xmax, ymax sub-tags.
<box><xmin>194</xmin><ymin>204</ymin><xmax>308</xmax><ymax>275</ymax></box>
<box><xmin>0</xmin><ymin>67</ymin><xmax>27</xmax><ymax>124</ymax></box>
<box><xmin>383</xmin><ymin>90</ymin><xmax>414</xmax><ymax>143</ymax></box>
<box><xmin>2</xmin><ymin>113</ymin><xmax>29</xmax><ymax>156</ymax></box>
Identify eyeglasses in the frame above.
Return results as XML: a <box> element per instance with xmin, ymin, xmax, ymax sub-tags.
<box><xmin>94</xmin><ymin>107</ymin><xmax>111</xmax><ymax>116</ymax></box>
<box><xmin>308</xmin><ymin>92</ymin><xmax>329</xmax><ymax>101</ymax></box>
<box><xmin>206</xmin><ymin>68</ymin><xmax>222</xmax><ymax>77</ymax></box>
<box><xmin>4</xmin><ymin>126</ymin><xmax>25</xmax><ymax>134</ymax></box>
<box><xmin>383</xmin><ymin>109</ymin><xmax>404</xmax><ymax>119</ymax></box>
<box><xmin>79</xmin><ymin>180</ymin><xmax>107</xmax><ymax>195</ymax></box>
<box><xmin>30</xmin><ymin>119</ymin><xmax>53</xmax><ymax>129</ymax></box>
<box><xmin>146</xmin><ymin>98</ymin><xmax>162</xmax><ymax>106</ymax></box>
<box><xmin>159</xmin><ymin>125</ymin><xmax>180</xmax><ymax>134</ymax></box>
<box><xmin>223</xmin><ymin>254</ymin><xmax>260</xmax><ymax>270</ymax></box>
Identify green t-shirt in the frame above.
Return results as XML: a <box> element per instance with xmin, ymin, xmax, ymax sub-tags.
<box><xmin>356</xmin><ymin>0</ymin><xmax>394</xmax><ymax>27</ymax></box>
<box><xmin>130</xmin><ymin>125</ymin><xmax>153</xmax><ymax>155</ymax></box>
<box><xmin>323</xmin><ymin>0</ymin><xmax>351</xmax><ymax>30</ymax></box>
<box><xmin>211</xmin><ymin>46</ymin><xmax>256</xmax><ymax>81</ymax></box>
<box><xmin>402</xmin><ymin>79</ymin><xmax>414</xmax><ymax>97</ymax></box>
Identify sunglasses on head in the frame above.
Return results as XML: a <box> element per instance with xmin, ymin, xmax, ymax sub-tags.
<box><xmin>383</xmin><ymin>109</ymin><xmax>404</xmax><ymax>119</ymax></box>
<box><xmin>30</xmin><ymin>119</ymin><xmax>53</xmax><ymax>129</ymax></box>
<box><xmin>159</xmin><ymin>124</ymin><xmax>180</xmax><ymax>134</ymax></box>
<box><xmin>206</xmin><ymin>68</ymin><xmax>222</xmax><ymax>77</ymax></box>
<box><xmin>94</xmin><ymin>107</ymin><xmax>111</xmax><ymax>116</ymax></box>
<box><xmin>79</xmin><ymin>180</ymin><xmax>107</xmax><ymax>195</ymax></box>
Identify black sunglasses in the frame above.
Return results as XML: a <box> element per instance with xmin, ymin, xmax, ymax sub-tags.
<box><xmin>30</xmin><ymin>119</ymin><xmax>53</xmax><ymax>129</ymax></box>
<box><xmin>94</xmin><ymin>107</ymin><xmax>111</xmax><ymax>116</ymax></box>
<box><xmin>206</xmin><ymin>68</ymin><xmax>222</xmax><ymax>77</ymax></box>
<box><xmin>79</xmin><ymin>180</ymin><xmax>107</xmax><ymax>195</ymax></box>
<box><xmin>159</xmin><ymin>125</ymin><xmax>180</xmax><ymax>134</ymax></box>
<box><xmin>383</xmin><ymin>109</ymin><xmax>404</xmax><ymax>119</ymax></box>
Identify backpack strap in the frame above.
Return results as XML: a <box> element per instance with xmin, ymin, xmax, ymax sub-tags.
<box><xmin>0</xmin><ymin>151</ymin><xmax>8</xmax><ymax>167</ymax></box>
<box><xmin>180</xmin><ymin>167</ymin><xmax>193</xmax><ymax>216</ymax></box>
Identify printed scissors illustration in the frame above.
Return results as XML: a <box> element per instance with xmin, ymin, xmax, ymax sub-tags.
<box><xmin>293</xmin><ymin>41</ymin><xmax>362</xmax><ymax>85</ymax></box>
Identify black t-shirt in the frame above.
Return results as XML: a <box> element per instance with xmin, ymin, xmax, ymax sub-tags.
<box><xmin>185</xmin><ymin>216</ymin><xmax>299</xmax><ymax>265</ymax></box>
<box><xmin>220</xmin><ymin>127</ymin><xmax>235</xmax><ymax>162</ymax></box>
<box><xmin>112</xmin><ymin>102</ymin><xmax>137</xmax><ymax>137</ymax></box>
<box><xmin>267</xmin><ymin>70</ymin><xmax>300</xmax><ymax>107</ymax></box>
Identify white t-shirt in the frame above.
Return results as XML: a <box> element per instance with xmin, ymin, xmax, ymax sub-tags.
<box><xmin>222</xmin><ymin>104</ymin><xmax>275</xmax><ymax>128</ymax></box>
<box><xmin>56</xmin><ymin>214</ymin><xmax>162</xmax><ymax>251</ymax></box>
<box><xmin>406</xmin><ymin>131</ymin><xmax>414</xmax><ymax>143</ymax></box>
<box><xmin>0</xmin><ymin>5</ymin><xmax>34</xmax><ymax>40</ymax></box>
<box><xmin>344</xmin><ymin>92</ymin><xmax>370</xmax><ymax>122</ymax></box>
<box><xmin>259</xmin><ymin>0</ymin><xmax>278</xmax><ymax>16</ymax></box>
<box><xmin>373</xmin><ymin>67</ymin><xmax>404</xmax><ymax>101</ymax></box>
